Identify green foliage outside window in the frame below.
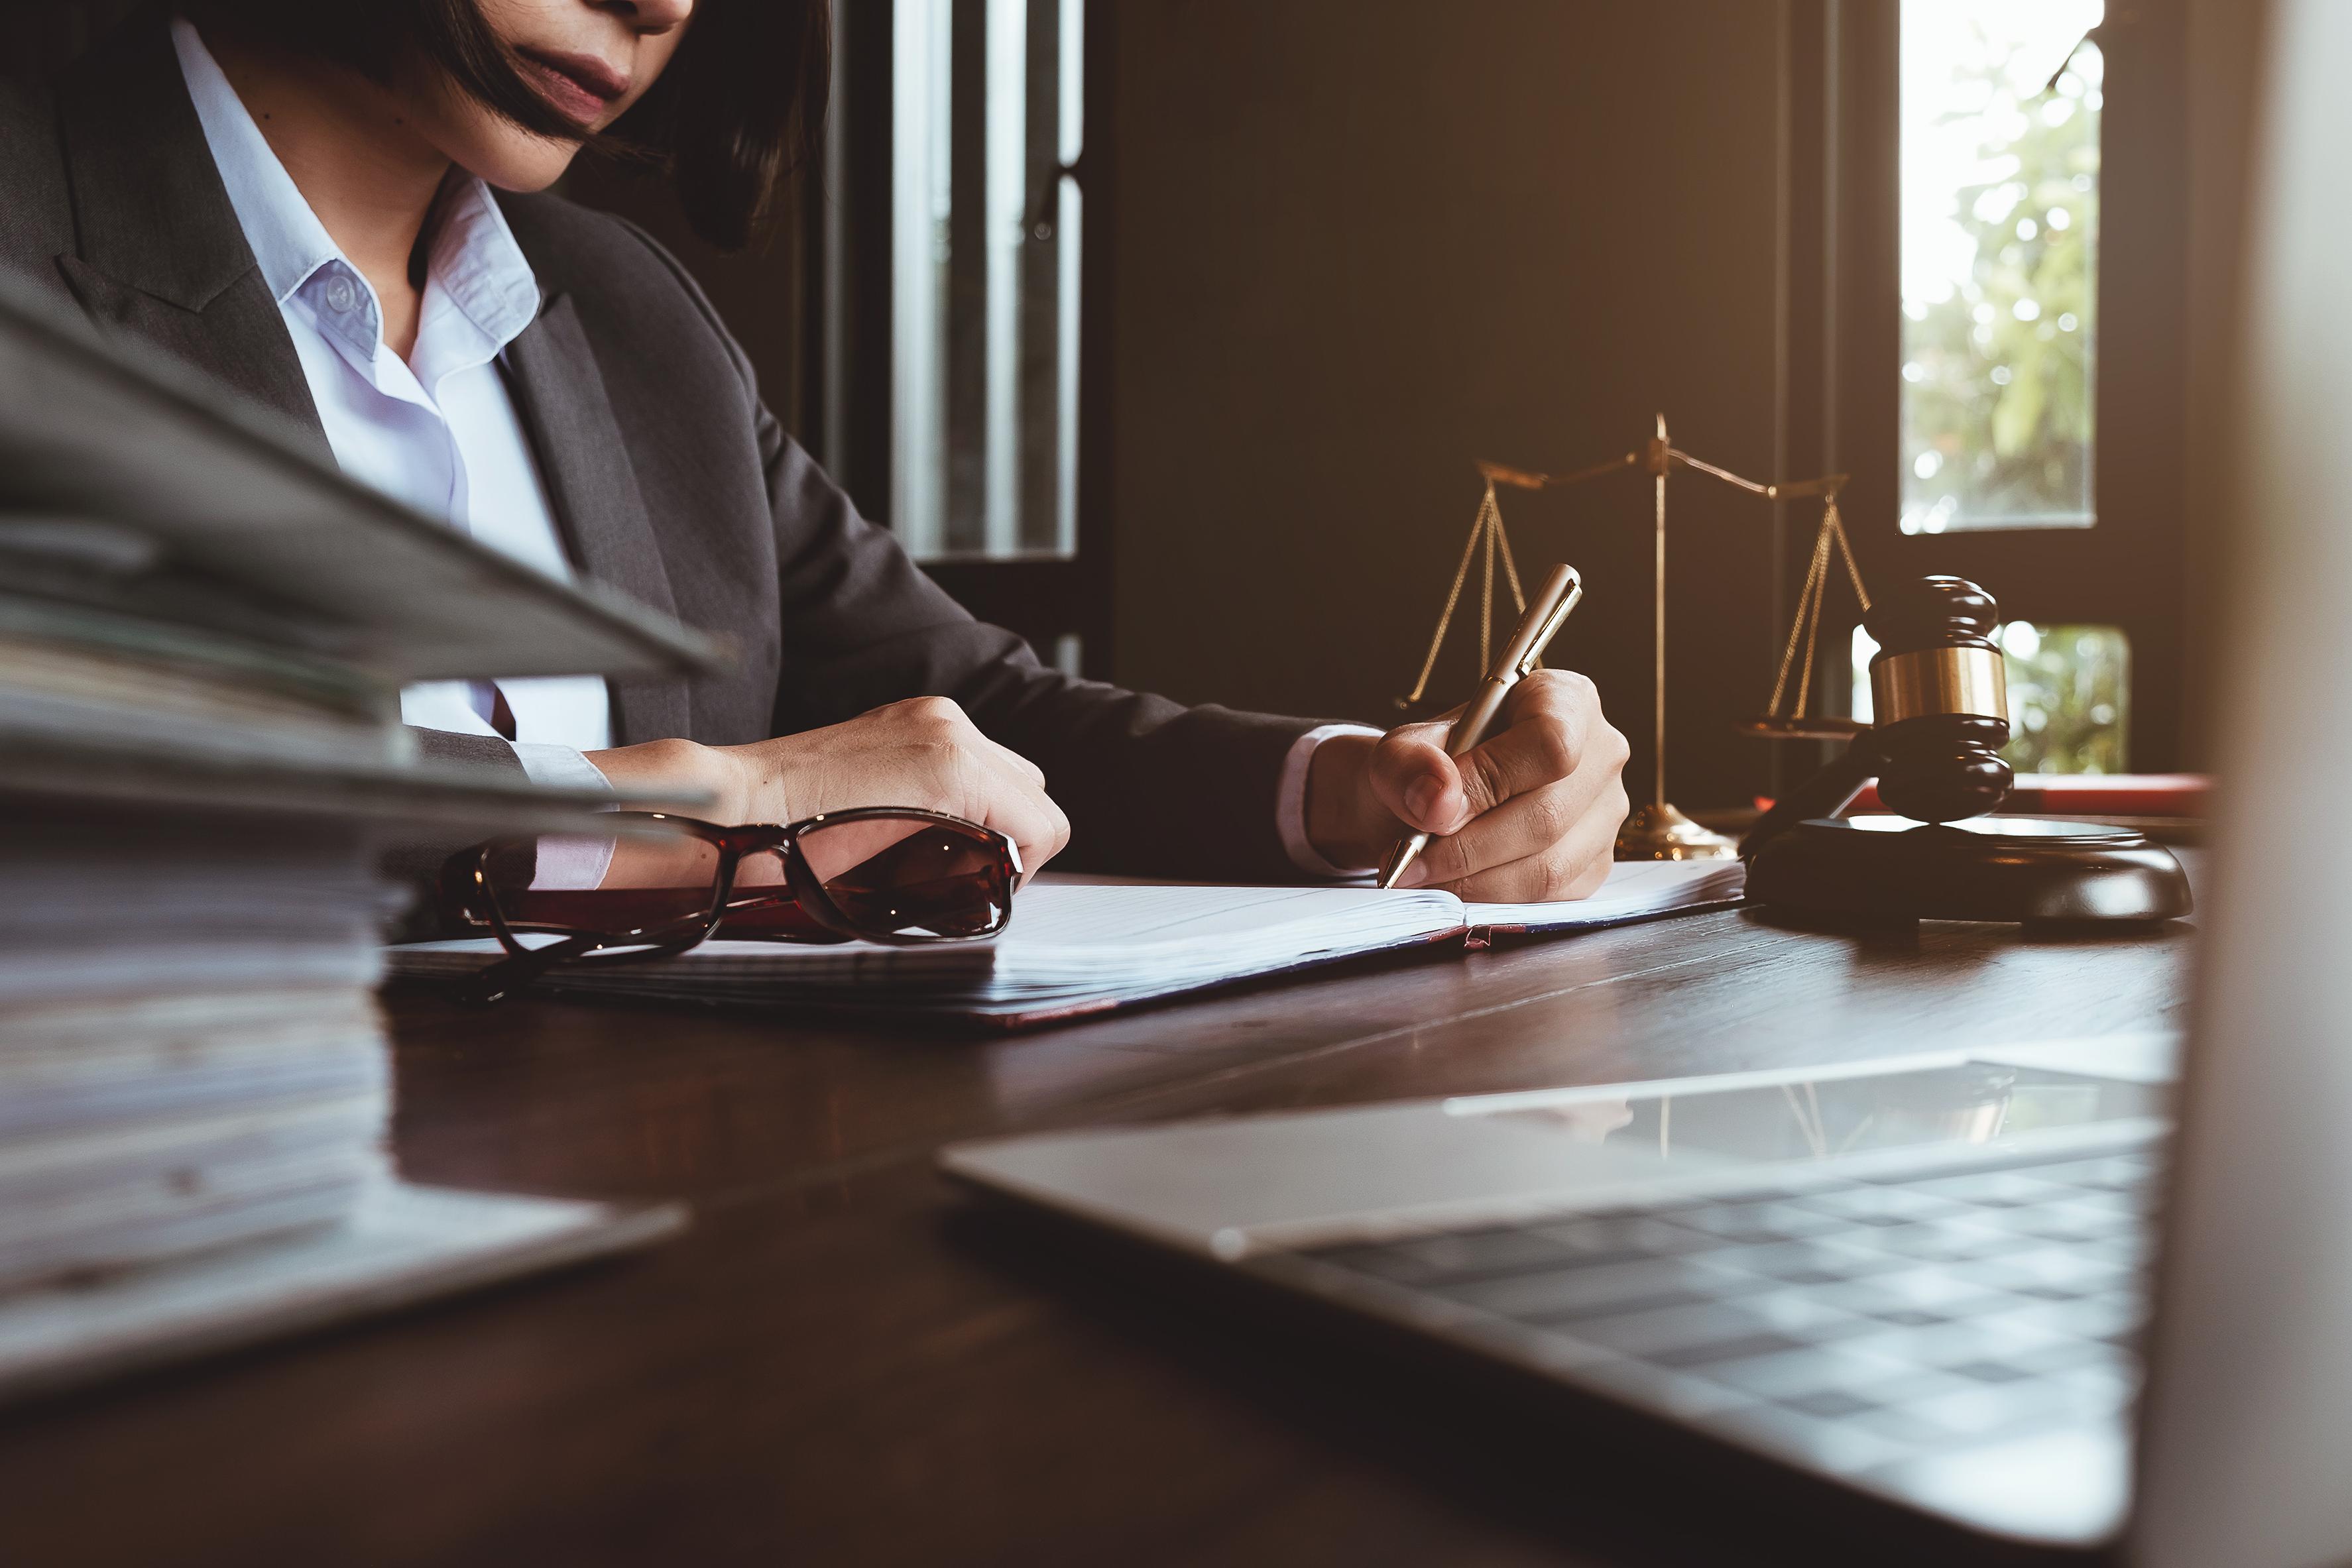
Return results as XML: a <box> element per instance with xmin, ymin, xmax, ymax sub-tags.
<box><xmin>1902</xmin><ymin>38</ymin><xmax>2101</xmax><ymax>532</ymax></box>
<box><xmin>1998</xmin><ymin>623</ymin><xmax>2127</xmax><ymax>775</ymax></box>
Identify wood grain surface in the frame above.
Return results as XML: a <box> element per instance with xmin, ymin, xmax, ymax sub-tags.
<box><xmin>0</xmin><ymin>901</ymin><xmax>2194</xmax><ymax>1566</ymax></box>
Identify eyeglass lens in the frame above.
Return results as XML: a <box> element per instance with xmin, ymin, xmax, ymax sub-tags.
<box><xmin>795</xmin><ymin>817</ymin><xmax>1009</xmax><ymax>938</ymax></box>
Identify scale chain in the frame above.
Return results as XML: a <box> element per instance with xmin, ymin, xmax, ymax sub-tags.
<box><xmin>1761</xmin><ymin>492</ymin><xmax>1868</xmax><ymax>722</ymax></box>
<box><xmin>1396</xmin><ymin>480</ymin><xmax>1498</xmax><ymax>708</ymax></box>
<box><xmin>1479</xmin><ymin>496</ymin><xmax>1496</xmax><ymax>673</ymax></box>
<box><xmin>1494</xmin><ymin>510</ymin><xmax>1531</xmax><ymax>666</ymax></box>
<box><xmin>1792</xmin><ymin>521</ymin><xmax>1832</xmax><ymax>718</ymax></box>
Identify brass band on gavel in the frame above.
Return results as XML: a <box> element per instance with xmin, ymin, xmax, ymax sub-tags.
<box><xmin>1870</xmin><ymin>646</ymin><xmax>2010</xmax><ymax>727</ymax></box>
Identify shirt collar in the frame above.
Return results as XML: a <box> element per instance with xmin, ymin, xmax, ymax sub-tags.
<box><xmin>419</xmin><ymin>177</ymin><xmax>544</xmax><ymax>357</ymax></box>
<box><xmin>170</xmin><ymin>15</ymin><xmax>339</xmax><ymax>309</ymax></box>
<box><xmin>168</xmin><ymin>15</ymin><xmax>542</xmax><ymax>359</ymax></box>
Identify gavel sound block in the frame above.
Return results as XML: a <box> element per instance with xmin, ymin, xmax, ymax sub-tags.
<box><xmin>1741</xmin><ymin>577</ymin><xmax>2193</xmax><ymax>928</ymax></box>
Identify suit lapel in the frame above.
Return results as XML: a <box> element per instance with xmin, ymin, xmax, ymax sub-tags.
<box><xmin>50</xmin><ymin>18</ymin><xmax>330</xmax><ymax>462</ymax></box>
<box><xmin>500</xmin><ymin>292</ymin><xmax>691</xmax><ymax>745</ymax></box>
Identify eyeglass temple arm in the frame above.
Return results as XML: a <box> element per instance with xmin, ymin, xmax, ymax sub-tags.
<box><xmin>460</xmin><ymin>932</ymin><xmax>605</xmax><ymax>1007</ymax></box>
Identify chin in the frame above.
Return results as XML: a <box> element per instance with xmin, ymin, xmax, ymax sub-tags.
<box><xmin>459</xmin><ymin>135</ymin><xmax>583</xmax><ymax>193</ymax></box>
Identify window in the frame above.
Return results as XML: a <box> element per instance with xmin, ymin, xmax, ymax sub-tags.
<box><xmin>1831</xmin><ymin>0</ymin><xmax>2180</xmax><ymax>778</ymax></box>
<box><xmin>890</xmin><ymin>0</ymin><xmax>1083</xmax><ymax>561</ymax></box>
<box><xmin>1854</xmin><ymin>622</ymin><xmax>2129</xmax><ymax>775</ymax></box>
<box><xmin>822</xmin><ymin>1</ymin><xmax>1108</xmax><ymax>673</ymax></box>
<box><xmin>1899</xmin><ymin>0</ymin><xmax>2103</xmax><ymax>535</ymax></box>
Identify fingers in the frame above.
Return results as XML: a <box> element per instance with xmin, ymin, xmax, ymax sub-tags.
<box><xmin>754</xmin><ymin>696</ymin><xmax>1073</xmax><ymax>877</ymax></box>
<box><xmin>1367</xmin><ymin>671</ymin><xmax>1608</xmax><ymax>839</ymax></box>
<box><xmin>1382</xmin><ymin>669</ymin><xmax>1631</xmax><ymax>900</ymax></box>
<box><xmin>1366</xmin><ymin>718</ymin><xmax>1474</xmax><ymax>836</ymax></box>
<box><xmin>1419</xmin><ymin>775</ymin><xmax>1627</xmax><ymax>903</ymax></box>
<box><xmin>1401</xmin><ymin>754</ymin><xmax>1623</xmax><ymax>892</ymax></box>
<box><xmin>938</xmin><ymin>706</ymin><xmax>1069</xmax><ymax>873</ymax></box>
<box><xmin>965</xmin><ymin>747</ymin><xmax>1070</xmax><ymax>877</ymax></box>
<box><xmin>1452</xmin><ymin>670</ymin><xmax>1599</xmax><ymax>820</ymax></box>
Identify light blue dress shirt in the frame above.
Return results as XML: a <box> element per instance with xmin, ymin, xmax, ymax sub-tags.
<box><xmin>171</xmin><ymin>17</ymin><xmax>611</xmax><ymax>794</ymax></box>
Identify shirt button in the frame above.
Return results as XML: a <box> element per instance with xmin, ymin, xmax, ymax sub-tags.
<box><xmin>323</xmin><ymin>274</ymin><xmax>358</xmax><ymax>313</ymax></box>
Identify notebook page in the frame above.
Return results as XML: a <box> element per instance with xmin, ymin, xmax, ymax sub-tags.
<box><xmin>996</xmin><ymin>882</ymin><xmax>1452</xmax><ymax>948</ymax></box>
<box><xmin>1466</xmin><ymin>858</ymin><xmax>1745</xmax><ymax>929</ymax></box>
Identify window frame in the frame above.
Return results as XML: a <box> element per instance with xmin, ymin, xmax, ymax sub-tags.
<box><xmin>1795</xmin><ymin>0</ymin><xmax>2189</xmax><ymax>771</ymax></box>
<box><xmin>817</xmin><ymin>0</ymin><xmax>1117</xmax><ymax>679</ymax></box>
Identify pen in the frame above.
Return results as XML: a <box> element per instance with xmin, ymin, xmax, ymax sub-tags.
<box><xmin>1376</xmin><ymin>563</ymin><xmax>1585</xmax><ymax>890</ymax></box>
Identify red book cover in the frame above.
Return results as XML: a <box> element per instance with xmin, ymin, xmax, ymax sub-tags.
<box><xmin>1842</xmin><ymin>773</ymin><xmax>2209</xmax><ymax>818</ymax></box>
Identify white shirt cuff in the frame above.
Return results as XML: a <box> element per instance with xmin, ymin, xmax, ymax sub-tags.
<box><xmin>511</xmin><ymin>744</ymin><xmax>617</xmax><ymax>890</ymax></box>
<box><xmin>1275</xmin><ymin>723</ymin><xmax>1386</xmax><ymax>878</ymax></box>
<box><xmin>510</xmin><ymin>741</ymin><xmax>613</xmax><ymax>793</ymax></box>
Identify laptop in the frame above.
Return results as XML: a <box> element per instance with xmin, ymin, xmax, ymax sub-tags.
<box><xmin>939</xmin><ymin>3</ymin><xmax>2352</xmax><ymax>1561</ymax></box>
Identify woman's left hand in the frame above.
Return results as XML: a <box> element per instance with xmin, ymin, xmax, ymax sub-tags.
<box><xmin>1303</xmin><ymin>669</ymin><xmax>1631</xmax><ymax>901</ymax></box>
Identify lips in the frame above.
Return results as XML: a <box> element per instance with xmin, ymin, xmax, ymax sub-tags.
<box><xmin>513</xmin><ymin>46</ymin><xmax>630</xmax><ymax>129</ymax></box>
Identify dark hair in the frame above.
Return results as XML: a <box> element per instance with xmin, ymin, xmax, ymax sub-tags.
<box><xmin>191</xmin><ymin>1</ymin><xmax>829</xmax><ymax>249</ymax></box>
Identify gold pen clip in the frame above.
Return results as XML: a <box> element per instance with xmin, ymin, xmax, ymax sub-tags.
<box><xmin>1505</xmin><ymin>565</ymin><xmax>1584</xmax><ymax>679</ymax></box>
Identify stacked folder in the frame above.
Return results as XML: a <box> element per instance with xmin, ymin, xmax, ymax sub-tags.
<box><xmin>0</xmin><ymin>273</ymin><xmax>717</xmax><ymax>1399</ymax></box>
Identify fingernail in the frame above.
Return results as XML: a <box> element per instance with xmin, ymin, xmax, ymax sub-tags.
<box><xmin>1405</xmin><ymin>777</ymin><xmax>1442</xmax><ymax>825</ymax></box>
<box><xmin>1394</xmin><ymin>858</ymin><xmax>1429</xmax><ymax>888</ymax></box>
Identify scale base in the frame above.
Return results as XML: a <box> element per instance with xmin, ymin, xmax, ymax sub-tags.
<box><xmin>1747</xmin><ymin>816</ymin><xmax>2193</xmax><ymax>928</ymax></box>
<box><xmin>1616</xmin><ymin>803</ymin><xmax>1739</xmax><ymax>862</ymax></box>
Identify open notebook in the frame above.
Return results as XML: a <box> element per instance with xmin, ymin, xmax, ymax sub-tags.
<box><xmin>392</xmin><ymin>860</ymin><xmax>1743</xmax><ymax>1029</ymax></box>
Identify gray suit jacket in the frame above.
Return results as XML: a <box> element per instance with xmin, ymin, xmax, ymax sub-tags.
<box><xmin>0</xmin><ymin>17</ymin><xmax>1330</xmax><ymax>881</ymax></box>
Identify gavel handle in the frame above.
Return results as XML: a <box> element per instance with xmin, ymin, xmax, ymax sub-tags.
<box><xmin>1739</xmin><ymin>732</ymin><xmax>1886</xmax><ymax>861</ymax></box>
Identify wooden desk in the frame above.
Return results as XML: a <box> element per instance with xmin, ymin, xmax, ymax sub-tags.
<box><xmin>0</xmin><ymin>904</ymin><xmax>2193</xmax><ymax>1565</ymax></box>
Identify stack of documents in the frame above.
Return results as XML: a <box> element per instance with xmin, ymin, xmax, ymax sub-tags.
<box><xmin>0</xmin><ymin>556</ymin><xmax>410</xmax><ymax>767</ymax></box>
<box><xmin>0</xmin><ymin>274</ymin><xmax>716</xmax><ymax>1402</ymax></box>
<box><xmin>392</xmin><ymin>861</ymin><xmax>1746</xmax><ymax>1028</ymax></box>
<box><xmin>0</xmin><ymin>811</ymin><xmax>396</xmax><ymax>1292</ymax></box>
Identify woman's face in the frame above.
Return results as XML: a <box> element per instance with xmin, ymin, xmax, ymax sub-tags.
<box><xmin>401</xmin><ymin>0</ymin><xmax>694</xmax><ymax>190</ymax></box>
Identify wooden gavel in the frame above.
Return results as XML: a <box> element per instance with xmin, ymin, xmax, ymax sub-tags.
<box><xmin>1741</xmin><ymin>576</ymin><xmax>2013</xmax><ymax>858</ymax></box>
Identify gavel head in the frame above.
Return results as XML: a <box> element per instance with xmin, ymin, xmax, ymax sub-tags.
<box><xmin>1863</xmin><ymin>576</ymin><xmax>2013</xmax><ymax>823</ymax></box>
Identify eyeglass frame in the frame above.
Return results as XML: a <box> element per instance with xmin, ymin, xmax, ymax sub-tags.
<box><xmin>438</xmin><ymin>807</ymin><xmax>1023</xmax><ymax>1005</ymax></box>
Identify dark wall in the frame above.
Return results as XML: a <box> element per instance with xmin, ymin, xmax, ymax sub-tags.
<box><xmin>1102</xmin><ymin>0</ymin><xmax>1793</xmax><ymax>812</ymax></box>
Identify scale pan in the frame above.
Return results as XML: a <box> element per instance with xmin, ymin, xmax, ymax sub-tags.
<box><xmin>1736</xmin><ymin>716</ymin><xmax>1869</xmax><ymax>741</ymax></box>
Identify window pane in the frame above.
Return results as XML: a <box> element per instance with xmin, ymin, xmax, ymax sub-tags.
<box><xmin>892</xmin><ymin>0</ymin><xmax>1081</xmax><ymax>561</ymax></box>
<box><xmin>1853</xmin><ymin>622</ymin><xmax>2129</xmax><ymax>776</ymax></box>
<box><xmin>1900</xmin><ymin>1</ymin><xmax>2102</xmax><ymax>535</ymax></box>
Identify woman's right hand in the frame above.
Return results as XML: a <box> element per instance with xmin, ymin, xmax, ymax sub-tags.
<box><xmin>585</xmin><ymin>697</ymin><xmax>1071</xmax><ymax>875</ymax></box>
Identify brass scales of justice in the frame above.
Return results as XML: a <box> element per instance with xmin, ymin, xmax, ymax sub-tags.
<box><xmin>1397</xmin><ymin>414</ymin><xmax>1865</xmax><ymax>861</ymax></box>
<box><xmin>1394</xmin><ymin>415</ymin><xmax>2192</xmax><ymax>926</ymax></box>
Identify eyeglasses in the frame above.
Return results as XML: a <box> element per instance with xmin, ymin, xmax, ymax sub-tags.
<box><xmin>436</xmin><ymin>808</ymin><xmax>1021</xmax><ymax>1005</ymax></box>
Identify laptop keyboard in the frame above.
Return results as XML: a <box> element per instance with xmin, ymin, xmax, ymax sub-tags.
<box><xmin>1301</xmin><ymin>1145</ymin><xmax>2156</xmax><ymax>1479</ymax></box>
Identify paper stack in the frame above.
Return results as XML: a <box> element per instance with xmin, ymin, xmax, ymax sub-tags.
<box><xmin>0</xmin><ymin>540</ymin><xmax>412</xmax><ymax>767</ymax></box>
<box><xmin>0</xmin><ymin>272</ymin><xmax>715</xmax><ymax>1401</ymax></box>
<box><xmin>0</xmin><ymin>810</ymin><xmax>393</xmax><ymax>1291</ymax></box>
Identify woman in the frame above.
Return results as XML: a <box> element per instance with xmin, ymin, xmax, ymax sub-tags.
<box><xmin>0</xmin><ymin>0</ymin><xmax>1630</xmax><ymax>898</ymax></box>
